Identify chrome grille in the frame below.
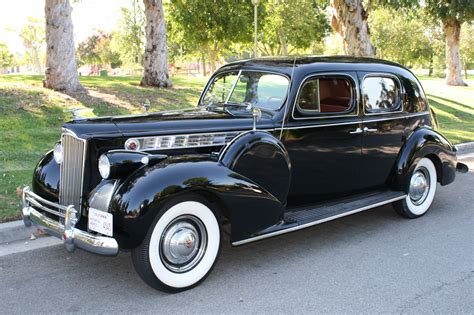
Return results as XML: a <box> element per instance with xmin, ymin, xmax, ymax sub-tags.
<box><xmin>59</xmin><ymin>132</ymin><xmax>86</xmax><ymax>216</ymax></box>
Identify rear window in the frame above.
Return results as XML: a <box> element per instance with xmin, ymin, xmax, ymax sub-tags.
<box><xmin>362</xmin><ymin>76</ymin><xmax>400</xmax><ymax>113</ymax></box>
<box><xmin>298</xmin><ymin>77</ymin><xmax>353</xmax><ymax>114</ymax></box>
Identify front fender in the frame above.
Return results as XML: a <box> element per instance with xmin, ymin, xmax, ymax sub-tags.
<box><xmin>395</xmin><ymin>126</ymin><xmax>456</xmax><ymax>191</ymax></box>
<box><xmin>32</xmin><ymin>150</ymin><xmax>60</xmax><ymax>202</ymax></box>
<box><xmin>109</xmin><ymin>155</ymin><xmax>285</xmax><ymax>248</ymax></box>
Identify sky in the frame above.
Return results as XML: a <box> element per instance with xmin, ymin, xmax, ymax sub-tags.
<box><xmin>0</xmin><ymin>0</ymin><xmax>129</xmax><ymax>54</ymax></box>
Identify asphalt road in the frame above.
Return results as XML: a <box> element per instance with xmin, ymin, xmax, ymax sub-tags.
<box><xmin>1</xmin><ymin>169</ymin><xmax>473</xmax><ymax>314</ymax></box>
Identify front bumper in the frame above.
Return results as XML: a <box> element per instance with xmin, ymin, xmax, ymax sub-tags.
<box><xmin>21</xmin><ymin>186</ymin><xmax>119</xmax><ymax>256</ymax></box>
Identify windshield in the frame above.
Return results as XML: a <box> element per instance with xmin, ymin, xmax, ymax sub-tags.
<box><xmin>200</xmin><ymin>70</ymin><xmax>290</xmax><ymax>111</ymax></box>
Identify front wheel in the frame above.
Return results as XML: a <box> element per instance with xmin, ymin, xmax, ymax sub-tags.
<box><xmin>132</xmin><ymin>196</ymin><xmax>221</xmax><ymax>292</ymax></box>
<box><xmin>394</xmin><ymin>157</ymin><xmax>437</xmax><ymax>218</ymax></box>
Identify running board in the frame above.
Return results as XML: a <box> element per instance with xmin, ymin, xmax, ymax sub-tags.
<box><xmin>232</xmin><ymin>191</ymin><xmax>406</xmax><ymax>246</ymax></box>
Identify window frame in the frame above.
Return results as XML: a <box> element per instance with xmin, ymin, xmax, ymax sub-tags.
<box><xmin>198</xmin><ymin>69</ymin><xmax>292</xmax><ymax>111</ymax></box>
<box><xmin>292</xmin><ymin>73</ymin><xmax>359</xmax><ymax>120</ymax></box>
<box><xmin>361</xmin><ymin>73</ymin><xmax>403</xmax><ymax>116</ymax></box>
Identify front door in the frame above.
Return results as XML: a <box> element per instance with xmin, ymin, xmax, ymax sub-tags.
<box><xmin>282</xmin><ymin>72</ymin><xmax>363</xmax><ymax>207</ymax></box>
<box><xmin>358</xmin><ymin>72</ymin><xmax>406</xmax><ymax>190</ymax></box>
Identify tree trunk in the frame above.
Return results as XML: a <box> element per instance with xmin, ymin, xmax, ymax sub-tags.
<box><xmin>140</xmin><ymin>0</ymin><xmax>171</xmax><ymax>87</ymax></box>
<box><xmin>201</xmin><ymin>53</ymin><xmax>207</xmax><ymax>76</ymax></box>
<box><xmin>208</xmin><ymin>43</ymin><xmax>219</xmax><ymax>74</ymax></box>
<box><xmin>428</xmin><ymin>54</ymin><xmax>433</xmax><ymax>77</ymax></box>
<box><xmin>464</xmin><ymin>62</ymin><xmax>468</xmax><ymax>80</ymax></box>
<box><xmin>44</xmin><ymin>0</ymin><xmax>82</xmax><ymax>92</ymax></box>
<box><xmin>278</xmin><ymin>29</ymin><xmax>288</xmax><ymax>56</ymax></box>
<box><xmin>330</xmin><ymin>0</ymin><xmax>375</xmax><ymax>57</ymax></box>
<box><xmin>444</xmin><ymin>18</ymin><xmax>467</xmax><ymax>86</ymax></box>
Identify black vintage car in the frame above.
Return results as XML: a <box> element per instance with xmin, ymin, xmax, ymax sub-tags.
<box><xmin>22</xmin><ymin>56</ymin><xmax>467</xmax><ymax>292</ymax></box>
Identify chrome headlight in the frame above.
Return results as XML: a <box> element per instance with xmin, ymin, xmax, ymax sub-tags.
<box><xmin>98</xmin><ymin>154</ymin><xmax>111</xmax><ymax>179</ymax></box>
<box><xmin>53</xmin><ymin>142</ymin><xmax>63</xmax><ymax>164</ymax></box>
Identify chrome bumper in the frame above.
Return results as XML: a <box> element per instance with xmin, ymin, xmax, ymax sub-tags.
<box><xmin>21</xmin><ymin>186</ymin><xmax>119</xmax><ymax>256</ymax></box>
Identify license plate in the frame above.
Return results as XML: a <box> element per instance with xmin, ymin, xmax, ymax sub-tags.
<box><xmin>88</xmin><ymin>208</ymin><xmax>113</xmax><ymax>237</ymax></box>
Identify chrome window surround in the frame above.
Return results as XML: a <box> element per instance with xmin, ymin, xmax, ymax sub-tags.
<box><xmin>198</xmin><ymin>69</ymin><xmax>292</xmax><ymax>112</ymax></box>
<box><xmin>291</xmin><ymin>73</ymin><xmax>360</xmax><ymax>121</ymax></box>
<box><xmin>59</xmin><ymin>129</ymin><xmax>87</xmax><ymax>217</ymax></box>
<box><xmin>361</xmin><ymin>72</ymin><xmax>404</xmax><ymax>116</ymax></box>
<box><xmin>125</xmin><ymin>131</ymin><xmax>243</xmax><ymax>151</ymax></box>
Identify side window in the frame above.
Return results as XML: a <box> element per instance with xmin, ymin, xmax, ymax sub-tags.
<box><xmin>298</xmin><ymin>77</ymin><xmax>353</xmax><ymax>113</ymax></box>
<box><xmin>362</xmin><ymin>76</ymin><xmax>400</xmax><ymax>113</ymax></box>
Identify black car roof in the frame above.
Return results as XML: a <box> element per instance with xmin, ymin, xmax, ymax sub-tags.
<box><xmin>219</xmin><ymin>55</ymin><xmax>410</xmax><ymax>77</ymax></box>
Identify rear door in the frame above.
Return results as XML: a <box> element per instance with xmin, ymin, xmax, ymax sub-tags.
<box><xmin>282</xmin><ymin>72</ymin><xmax>363</xmax><ymax>206</ymax></box>
<box><xmin>358</xmin><ymin>72</ymin><xmax>406</xmax><ymax>190</ymax></box>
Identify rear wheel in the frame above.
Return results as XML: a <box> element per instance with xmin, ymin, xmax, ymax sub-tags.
<box><xmin>394</xmin><ymin>157</ymin><xmax>437</xmax><ymax>218</ymax></box>
<box><xmin>132</xmin><ymin>196</ymin><xmax>221</xmax><ymax>292</ymax></box>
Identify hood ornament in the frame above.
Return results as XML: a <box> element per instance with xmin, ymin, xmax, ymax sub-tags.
<box><xmin>242</xmin><ymin>102</ymin><xmax>261</xmax><ymax>131</ymax></box>
<box><xmin>251</xmin><ymin>105</ymin><xmax>262</xmax><ymax>131</ymax></box>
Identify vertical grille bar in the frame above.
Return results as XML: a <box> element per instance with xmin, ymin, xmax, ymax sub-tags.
<box><xmin>59</xmin><ymin>132</ymin><xmax>86</xmax><ymax>218</ymax></box>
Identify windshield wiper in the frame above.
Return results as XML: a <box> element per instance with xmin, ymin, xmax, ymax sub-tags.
<box><xmin>206</xmin><ymin>102</ymin><xmax>273</xmax><ymax>116</ymax></box>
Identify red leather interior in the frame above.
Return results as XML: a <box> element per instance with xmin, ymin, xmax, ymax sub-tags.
<box><xmin>319</xmin><ymin>78</ymin><xmax>351</xmax><ymax>113</ymax></box>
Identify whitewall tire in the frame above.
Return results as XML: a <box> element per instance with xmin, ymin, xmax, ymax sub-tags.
<box><xmin>132</xmin><ymin>195</ymin><xmax>221</xmax><ymax>292</ymax></box>
<box><xmin>394</xmin><ymin>157</ymin><xmax>437</xmax><ymax>218</ymax></box>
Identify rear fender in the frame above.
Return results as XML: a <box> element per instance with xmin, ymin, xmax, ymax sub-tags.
<box><xmin>394</xmin><ymin>127</ymin><xmax>456</xmax><ymax>191</ymax></box>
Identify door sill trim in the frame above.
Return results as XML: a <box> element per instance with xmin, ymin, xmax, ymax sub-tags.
<box><xmin>232</xmin><ymin>194</ymin><xmax>406</xmax><ymax>246</ymax></box>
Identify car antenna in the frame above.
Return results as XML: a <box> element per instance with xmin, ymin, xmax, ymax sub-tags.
<box><xmin>279</xmin><ymin>56</ymin><xmax>297</xmax><ymax>140</ymax></box>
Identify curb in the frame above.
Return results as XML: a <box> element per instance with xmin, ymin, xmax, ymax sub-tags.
<box><xmin>0</xmin><ymin>220</ymin><xmax>36</xmax><ymax>245</ymax></box>
<box><xmin>455</xmin><ymin>142</ymin><xmax>474</xmax><ymax>154</ymax></box>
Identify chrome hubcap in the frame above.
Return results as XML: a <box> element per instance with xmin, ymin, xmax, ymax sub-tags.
<box><xmin>160</xmin><ymin>215</ymin><xmax>207</xmax><ymax>273</ymax></box>
<box><xmin>409</xmin><ymin>167</ymin><xmax>430</xmax><ymax>205</ymax></box>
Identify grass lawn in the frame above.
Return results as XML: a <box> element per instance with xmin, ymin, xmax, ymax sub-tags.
<box><xmin>0</xmin><ymin>75</ymin><xmax>206</xmax><ymax>222</ymax></box>
<box><xmin>0</xmin><ymin>74</ymin><xmax>472</xmax><ymax>222</ymax></box>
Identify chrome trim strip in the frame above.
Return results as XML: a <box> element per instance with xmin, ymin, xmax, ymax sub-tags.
<box><xmin>232</xmin><ymin>194</ymin><xmax>407</xmax><ymax>246</ymax></box>
<box><xmin>361</xmin><ymin>72</ymin><xmax>404</xmax><ymax>116</ymax></box>
<box><xmin>59</xmin><ymin>130</ymin><xmax>87</xmax><ymax>216</ymax></box>
<box><xmin>362</xmin><ymin>111</ymin><xmax>428</xmax><ymax>122</ymax></box>
<box><xmin>24</xmin><ymin>189</ymin><xmax>69</xmax><ymax>211</ymax></box>
<box><xmin>127</xmin><ymin>131</ymin><xmax>243</xmax><ymax>152</ymax></box>
<box><xmin>22</xmin><ymin>186</ymin><xmax>119</xmax><ymax>256</ymax></box>
<box><xmin>278</xmin><ymin>112</ymin><xmax>429</xmax><ymax>131</ymax></box>
<box><xmin>291</xmin><ymin>72</ymin><xmax>361</xmax><ymax>121</ymax></box>
<box><xmin>25</xmin><ymin>197</ymin><xmax>65</xmax><ymax>218</ymax></box>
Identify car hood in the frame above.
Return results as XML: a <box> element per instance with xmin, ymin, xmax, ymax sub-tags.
<box><xmin>63</xmin><ymin>107</ymin><xmax>278</xmax><ymax>140</ymax></box>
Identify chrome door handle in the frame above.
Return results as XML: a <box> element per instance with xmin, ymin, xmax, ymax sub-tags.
<box><xmin>363</xmin><ymin>127</ymin><xmax>378</xmax><ymax>133</ymax></box>
<box><xmin>349</xmin><ymin>128</ymin><xmax>363</xmax><ymax>134</ymax></box>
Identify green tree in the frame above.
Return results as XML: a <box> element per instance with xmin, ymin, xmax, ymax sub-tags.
<box><xmin>425</xmin><ymin>0</ymin><xmax>474</xmax><ymax>86</ymax></box>
<box><xmin>460</xmin><ymin>22</ymin><xmax>474</xmax><ymax>79</ymax></box>
<box><xmin>169</xmin><ymin>0</ymin><xmax>253</xmax><ymax>73</ymax></box>
<box><xmin>112</xmin><ymin>0</ymin><xmax>145</xmax><ymax>67</ymax></box>
<box><xmin>259</xmin><ymin>0</ymin><xmax>330</xmax><ymax>56</ymax></box>
<box><xmin>0</xmin><ymin>43</ymin><xmax>14</xmax><ymax>70</ymax></box>
<box><xmin>77</xmin><ymin>32</ymin><xmax>120</xmax><ymax>68</ymax></box>
<box><xmin>369</xmin><ymin>8</ymin><xmax>432</xmax><ymax>66</ymax></box>
<box><xmin>19</xmin><ymin>17</ymin><xmax>45</xmax><ymax>74</ymax></box>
